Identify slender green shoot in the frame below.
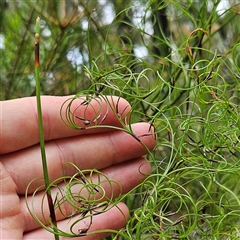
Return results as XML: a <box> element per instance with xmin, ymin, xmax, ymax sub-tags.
<box><xmin>34</xmin><ymin>17</ymin><xmax>59</xmax><ymax>240</ymax></box>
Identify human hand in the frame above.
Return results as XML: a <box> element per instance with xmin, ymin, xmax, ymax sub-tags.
<box><xmin>0</xmin><ymin>96</ymin><xmax>156</xmax><ymax>239</ymax></box>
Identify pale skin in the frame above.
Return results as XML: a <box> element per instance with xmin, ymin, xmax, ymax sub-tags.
<box><xmin>0</xmin><ymin>96</ymin><xmax>156</xmax><ymax>240</ymax></box>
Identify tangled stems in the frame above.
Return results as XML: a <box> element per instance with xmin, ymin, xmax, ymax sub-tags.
<box><xmin>64</xmin><ymin>39</ymin><xmax>240</xmax><ymax>239</ymax></box>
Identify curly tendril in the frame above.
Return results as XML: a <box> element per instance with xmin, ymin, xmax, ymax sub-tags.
<box><xmin>25</xmin><ymin>162</ymin><xmax>123</xmax><ymax>237</ymax></box>
<box><xmin>60</xmin><ymin>91</ymin><xmax>110</xmax><ymax>130</ymax></box>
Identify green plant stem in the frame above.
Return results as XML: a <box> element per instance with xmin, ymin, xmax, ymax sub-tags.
<box><xmin>35</xmin><ymin>17</ymin><xmax>59</xmax><ymax>240</ymax></box>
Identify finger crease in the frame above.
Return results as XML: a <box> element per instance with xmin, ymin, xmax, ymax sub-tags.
<box><xmin>108</xmin><ymin>132</ymin><xmax>117</xmax><ymax>165</ymax></box>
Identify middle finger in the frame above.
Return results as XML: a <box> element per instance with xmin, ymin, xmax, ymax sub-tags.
<box><xmin>2</xmin><ymin>123</ymin><xmax>155</xmax><ymax>194</ymax></box>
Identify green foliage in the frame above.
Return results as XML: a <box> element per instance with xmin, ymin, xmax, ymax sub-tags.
<box><xmin>2</xmin><ymin>0</ymin><xmax>240</xmax><ymax>239</ymax></box>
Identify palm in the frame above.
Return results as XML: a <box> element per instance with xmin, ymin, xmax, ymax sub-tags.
<box><xmin>0</xmin><ymin>96</ymin><xmax>155</xmax><ymax>239</ymax></box>
<box><xmin>1</xmin><ymin>164</ymin><xmax>23</xmax><ymax>238</ymax></box>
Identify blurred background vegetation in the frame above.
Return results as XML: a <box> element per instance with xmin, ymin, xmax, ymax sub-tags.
<box><xmin>1</xmin><ymin>0</ymin><xmax>240</xmax><ymax>239</ymax></box>
<box><xmin>2</xmin><ymin>0</ymin><xmax>239</xmax><ymax>100</ymax></box>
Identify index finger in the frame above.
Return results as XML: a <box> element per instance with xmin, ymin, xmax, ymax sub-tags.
<box><xmin>0</xmin><ymin>95</ymin><xmax>130</xmax><ymax>154</ymax></box>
